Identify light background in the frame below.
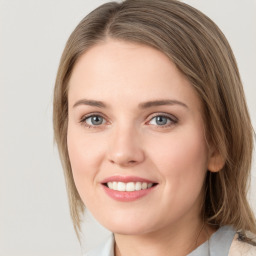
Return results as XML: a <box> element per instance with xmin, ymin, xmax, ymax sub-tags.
<box><xmin>0</xmin><ymin>0</ymin><xmax>255</xmax><ymax>255</ymax></box>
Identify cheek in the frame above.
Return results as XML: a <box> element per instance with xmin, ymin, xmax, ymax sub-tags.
<box><xmin>67</xmin><ymin>124</ymin><xmax>106</xmax><ymax>168</ymax></box>
<box><xmin>148</xmin><ymin>127</ymin><xmax>208</xmax><ymax>205</ymax></box>
<box><xmin>66</xmin><ymin>126</ymin><xmax>105</xmax><ymax>202</ymax></box>
<box><xmin>151</xmin><ymin>129</ymin><xmax>208</xmax><ymax>172</ymax></box>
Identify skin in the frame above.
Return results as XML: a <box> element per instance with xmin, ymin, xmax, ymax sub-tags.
<box><xmin>67</xmin><ymin>39</ymin><xmax>222</xmax><ymax>256</ymax></box>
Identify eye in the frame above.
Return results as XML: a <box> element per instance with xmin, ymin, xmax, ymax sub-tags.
<box><xmin>148</xmin><ymin>114</ymin><xmax>177</xmax><ymax>127</ymax></box>
<box><xmin>80</xmin><ymin>114</ymin><xmax>106</xmax><ymax>127</ymax></box>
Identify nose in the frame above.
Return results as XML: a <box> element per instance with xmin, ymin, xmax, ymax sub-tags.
<box><xmin>107</xmin><ymin>125</ymin><xmax>145</xmax><ymax>167</ymax></box>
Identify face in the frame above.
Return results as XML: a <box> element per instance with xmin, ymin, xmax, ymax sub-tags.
<box><xmin>67</xmin><ymin>40</ymin><xmax>216</xmax><ymax>235</ymax></box>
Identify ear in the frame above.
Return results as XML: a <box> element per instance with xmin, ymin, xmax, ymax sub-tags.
<box><xmin>207</xmin><ymin>147</ymin><xmax>225</xmax><ymax>172</ymax></box>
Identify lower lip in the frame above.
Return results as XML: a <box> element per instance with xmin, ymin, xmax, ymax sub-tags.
<box><xmin>101</xmin><ymin>184</ymin><xmax>157</xmax><ymax>202</ymax></box>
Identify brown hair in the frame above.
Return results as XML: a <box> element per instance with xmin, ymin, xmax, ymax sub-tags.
<box><xmin>53</xmin><ymin>0</ymin><xmax>256</xmax><ymax>238</ymax></box>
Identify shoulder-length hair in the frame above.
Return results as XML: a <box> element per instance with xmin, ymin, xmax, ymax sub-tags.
<box><xmin>53</xmin><ymin>0</ymin><xmax>256</xmax><ymax>238</ymax></box>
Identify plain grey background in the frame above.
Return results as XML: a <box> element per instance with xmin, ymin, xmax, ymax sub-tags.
<box><xmin>0</xmin><ymin>0</ymin><xmax>255</xmax><ymax>255</ymax></box>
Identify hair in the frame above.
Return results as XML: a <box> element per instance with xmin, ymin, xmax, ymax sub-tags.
<box><xmin>53</xmin><ymin>0</ymin><xmax>256</xmax><ymax>238</ymax></box>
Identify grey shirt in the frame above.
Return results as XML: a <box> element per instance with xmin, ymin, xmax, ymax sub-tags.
<box><xmin>85</xmin><ymin>225</ymin><xmax>237</xmax><ymax>256</ymax></box>
<box><xmin>188</xmin><ymin>225</ymin><xmax>236</xmax><ymax>255</ymax></box>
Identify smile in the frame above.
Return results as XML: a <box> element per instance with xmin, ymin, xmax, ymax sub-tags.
<box><xmin>105</xmin><ymin>181</ymin><xmax>155</xmax><ymax>192</ymax></box>
<box><xmin>101</xmin><ymin>176</ymin><xmax>158</xmax><ymax>202</ymax></box>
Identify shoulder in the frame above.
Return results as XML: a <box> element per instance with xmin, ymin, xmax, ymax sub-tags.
<box><xmin>229</xmin><ymin>231</ymin><xmax>256</xmax><ymax>256</ymax></box>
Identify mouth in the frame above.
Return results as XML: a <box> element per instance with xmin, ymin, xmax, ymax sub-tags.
<box><xmin>103</xmin><ymin>181</ymin><xmax>158</xmax><ymax>192</ymax></box>
<box><xmin>100</xmin><ymin>176</ymin><xmax>158</xmax><ymax>201</ymax></box>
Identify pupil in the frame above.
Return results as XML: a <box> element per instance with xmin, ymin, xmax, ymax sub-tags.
<box><xmin>156</xmin><ymin>116</ymin><xmax>167</xmax><ymax>125</ymax></box>
<box><xmin>92</xmin><ymin>116</ymin><xmax>102</xmax><ymax>125</ymax></box>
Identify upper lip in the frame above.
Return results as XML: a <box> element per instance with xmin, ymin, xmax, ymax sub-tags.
<box><xmin>101</xmin><ymin>175</ymin><xmax>157</xmax><ymax>184</ymax></box>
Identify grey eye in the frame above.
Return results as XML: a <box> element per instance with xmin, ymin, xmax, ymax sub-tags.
<box><xmin>155</xmin><ymin>116</ymin><xmax>168</xmax><ymax>125</ymax></box>
<box><xmin>86</xmin><ymin>115</ymin><xmax>105</xmax><ymax>126</ymax></box>
<box><xmin>149</xmin><ymin>115</ymin><xmax>173</xmax><ymax>126</ymax></box>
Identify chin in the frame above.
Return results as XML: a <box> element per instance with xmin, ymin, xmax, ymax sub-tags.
<box><xmin>108</xmin><ymin>225</ymin><xmax>150</xmax><ymax>236</ymax></box>
<box><xmin>101</xmin><ymin>217</ymin><xmax>156</xmax><ymax>236</ymax></box>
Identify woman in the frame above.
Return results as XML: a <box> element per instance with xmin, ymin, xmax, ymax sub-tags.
<box><xmin>53</xmin><ymin>0</ymin><xmax>256</xmax><ymax>255</ymax></box>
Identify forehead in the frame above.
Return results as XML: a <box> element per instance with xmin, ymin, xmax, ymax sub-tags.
<box><xmin>68</xmin><ymin>40</ymin><xmax>202</xmax><ymax>112</ymax></box>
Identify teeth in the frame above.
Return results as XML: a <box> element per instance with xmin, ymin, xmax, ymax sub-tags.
<box><xmin>142</xmin><ymin>182</ymin><xmax>147</xmax><ymax>189</ymax></box>
<box><xmin>135</xmin><ymin>182</ymin><xmax>141</xmax><ymax>191</ymax></box>
<box><xmin>106</xmin><ymin>181</ymin><xmax>154</xmax><ymax>192</ymax></box>
<box><xmin>117</xmin><ymin>182</ymin><xmax>126</xmax><ymax>191</ymax></box>
<box><xmin>126</xmin><ymin>182</ymin><xmax>135</xmax><ymax>192</ymax></box>
<box><xmin>107</xmin><ymin>182</ymin><xmax>113</xmax><ymax>189</ymax></box>
<box><xmin>148</xmin><ymin>183</ymin><xmax>153</xmax><ymax>188</ymax></box>
<box><xmin>113</xmin><ymin>182</ymin><xmax>118</xmax><ymax>190</ymax></box>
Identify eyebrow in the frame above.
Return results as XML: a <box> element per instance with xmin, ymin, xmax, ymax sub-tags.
<box><xmin>139</xmin><ymin>99</ymin><xmax>188</xmax><ymax>109</ymax></box>
<box><xmin>73</xmin><ymin>99</ymin><xmax>107</xmax><ymax>108</ymax></box>
<box><xmin>73</xmin><ymin>99</ymin><xmax>188</xmax><ymax>109</ymax></box>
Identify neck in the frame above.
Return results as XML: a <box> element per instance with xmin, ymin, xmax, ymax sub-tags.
<box><xmin>114</xmin><ymin>222</ymin><xmax>217</xmax><ymax>256</ymax></box>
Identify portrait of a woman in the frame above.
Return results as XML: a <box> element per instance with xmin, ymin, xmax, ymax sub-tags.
<box><xmin>53</xmin><ymin>0</ymin><xmax>256</xmax><ymax>255</ymax></box>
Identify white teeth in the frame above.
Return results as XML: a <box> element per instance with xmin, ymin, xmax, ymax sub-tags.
<box><xmin>106</xmin><ymin>181</ymin><xmax>155</xmax><ymax>192</ymax></box>
<box><xmin>135</xmin><ymin>182</ymin><xmax>142</xmax><ymax>191</ymax></box>
<box><xmin>147</xmin><ymin>183</ymin><xmax>153</xmax><ymax>188</ymax></box>
<box><xmin>126</xmin><ymin>182</ymin><xmax>135</xmax><ymax>191</ymax></box>
<box><xmin>107</xmin><ymin>182</ymin><xmax>113</xmax><ymax>189</ymax></box>
<box><xmin>117</xmin><ymin>182</ymin><xmax>126</xmax><ymax>191</ymax></box>
<box><xmin>113</xmin><ymin>181</ymin><xmax>118</xmax><ymax>190</ymax></box>
<box><xmin>142</xmin><ymin>182</ymin><xmax>147</xmax><ymax>189</ymax></box>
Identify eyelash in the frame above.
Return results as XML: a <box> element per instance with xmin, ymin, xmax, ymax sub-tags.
<box><xmin>79</xmin><ymin>113</ymin><xmax>178</xmax><ymax>129</ymax></box>
<box><xmin>147</xmin><ymin>113</ymin><xmax>178</xmax><ymax>128</ymax></box>
<box><xmin>79</xmin><ymin>113</ymin><xmax>108</xmax><ymax>129</ymax></box>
